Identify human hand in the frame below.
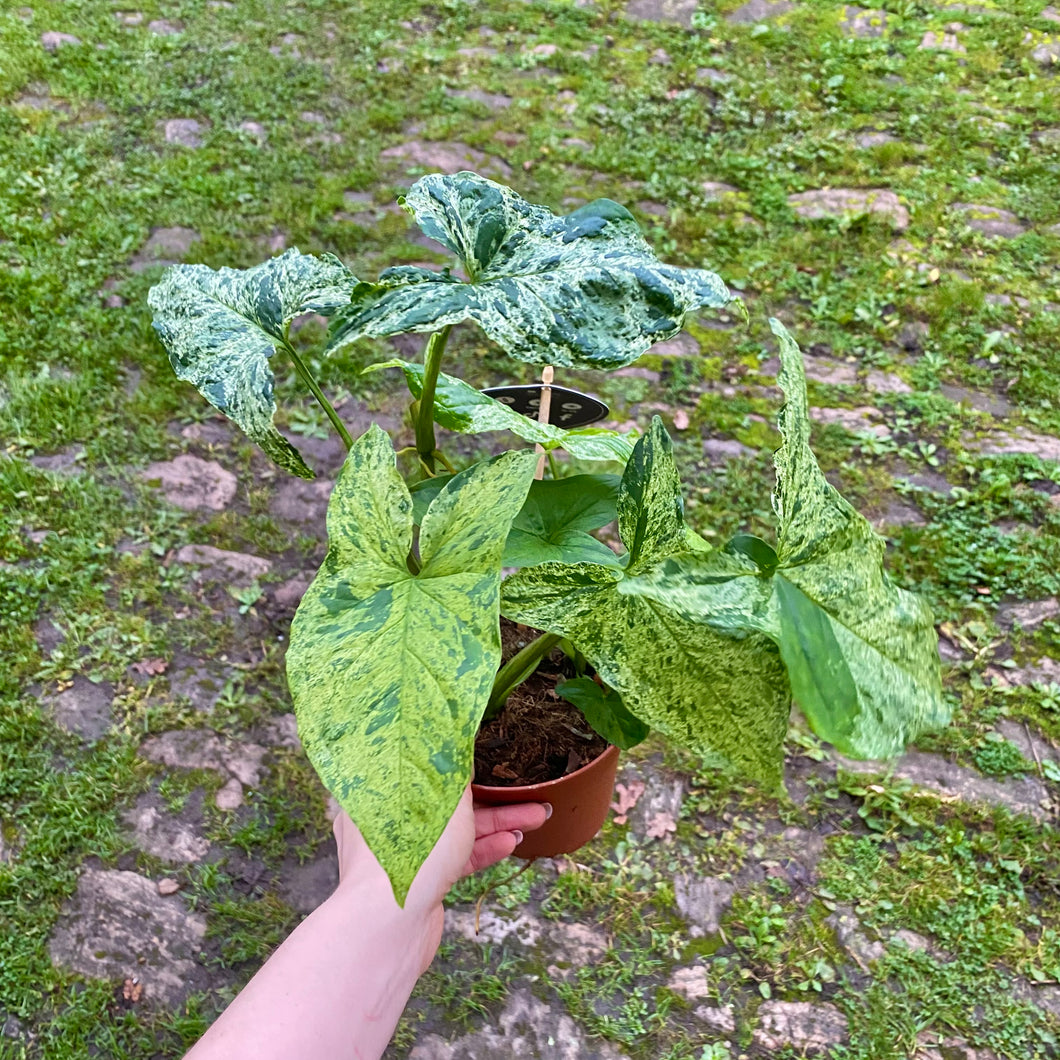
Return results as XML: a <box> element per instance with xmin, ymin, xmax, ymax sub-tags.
<box><xmin>331</xmin><ymin>787</ymin><xmax>550</xmax><ymax>971</ymax></box>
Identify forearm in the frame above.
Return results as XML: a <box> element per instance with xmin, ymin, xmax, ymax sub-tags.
<box><xmin>186</xmin><ymin>879</ymin><xmax>440</xmax><ymax>1060</ymax></box>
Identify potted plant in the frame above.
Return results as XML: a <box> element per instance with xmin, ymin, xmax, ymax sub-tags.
<box><xmin>148</xmin><ymin>172</ymin><xmax>946</xmax><ymax>904</ymax></box>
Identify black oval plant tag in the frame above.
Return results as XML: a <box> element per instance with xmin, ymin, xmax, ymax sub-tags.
<box><xmin>481</xmin><ymin>384</ymin><xmax>609</xmax><ymax>428</ymax></box>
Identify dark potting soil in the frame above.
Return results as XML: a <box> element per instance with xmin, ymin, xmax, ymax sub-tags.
<box><xmin>474</xmin><ymin>620</ymin><xmax>609</xmax><ymax>787</ymax></box>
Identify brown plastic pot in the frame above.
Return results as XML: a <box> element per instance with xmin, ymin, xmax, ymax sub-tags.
<box><xmin>471</xmin><ymin>744</ymin><xmax>621</xmax><ymax>858</ymax></box>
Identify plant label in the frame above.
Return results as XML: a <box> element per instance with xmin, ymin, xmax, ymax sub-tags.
<box><xmin>481</xmin><ymin>385</ymin><xmax>609</xmax><ymax>428</ymax></box>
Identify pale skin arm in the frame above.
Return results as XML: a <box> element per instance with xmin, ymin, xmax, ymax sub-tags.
<box><xmin>184</xmin><ymin>787</ymin><xmax>549</xmax><ymax>1060</ymax></box>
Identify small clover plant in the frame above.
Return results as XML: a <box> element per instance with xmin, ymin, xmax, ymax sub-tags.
<box><xmin>149</xmin><ymin>172</ymin><xmax>946</xmax><ymax>903</ymax></box>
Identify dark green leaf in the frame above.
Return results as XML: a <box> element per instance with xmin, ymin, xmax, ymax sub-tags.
<box><xmin>504</xmin><ymin>475</ymin><xmax>621</xmax><ymax>568</ymax></box>
<box><xmin>370</xmin><ymin>359</ymin><xmax>635</xmax><ymax>463</ymax></box>
<box><xmin>554</xmin><ymin>677</ymin><xmax>649</xmax><ymax>751</ymax></box>
<box><xmin>286</xmin><ymin>427</ymin><xmax>536</xmax><ymax>903</ymax></box>
<box><xmin>328</xmin><ymin>172</ymin><xmax>730</xmax><ymax>370</ymax></box>
<box><xmin>149</xmin><ymin>249</ymin><xmax>358</xmax><ymax>478</ymax></box>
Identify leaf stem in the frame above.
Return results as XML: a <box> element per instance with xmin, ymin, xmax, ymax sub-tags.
<box><xmin>415</xmin><ymin>326</ymin><xmax>453</xmax><ymax>472</ymax></box>
<box><xmin>484</xmin><ymin>631</ymin><xmax>562</xmax><ymax>721</ymax></box>
<box><xmin>282</xmin><ymin>339</ymin><xmax>353</xmax><ymax>451</ymax></box>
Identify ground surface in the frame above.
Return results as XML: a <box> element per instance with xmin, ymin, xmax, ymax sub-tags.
<box><xmin>1</xmin><ymin>0</ymin><xmax>1060</xmax><ymax>1057</ymax></box>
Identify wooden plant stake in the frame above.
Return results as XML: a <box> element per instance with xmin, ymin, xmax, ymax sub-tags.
<box><xmin>534</xmin><ymin>365</ymin><xmax>554</xmax><ymax>480</ymax></box>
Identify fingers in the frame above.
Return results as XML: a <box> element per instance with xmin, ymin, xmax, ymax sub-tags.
<box><xmin>462</xmin><ymin>830</ymin><xmax>523</xmax><ymax>876</ymax></box>
<box><xmin>472</xmin><ymin>801</ymin><xmax>551</xmax><ymax>839</ymax></box>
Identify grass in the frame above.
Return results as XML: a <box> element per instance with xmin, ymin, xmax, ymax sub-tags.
<box><xmin>1</xmin><ymin>0</ymin><xmax>1059</xmax><ymax>1056</ymax></box>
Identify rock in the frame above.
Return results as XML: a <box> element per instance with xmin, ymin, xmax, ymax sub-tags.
<box><xmin>1032</xmin><ymin>39</ymin><xmax>1060</xmax><ymax>65</ymax></box>
<box><xmin>162</xmin><ymin>118</ymin><xmax>204</xmax><ymax>147</ymax></box>
<box><xmin>214</xmin><ymin>777</ymin><xmax>244</xmax><ymax>810</ymax></box>
<box><xmin>1044</xmin><ymin>7</ymin><xmax>1060</xmax><ymax>24</ymax></box>
<box><xmin>29</xmin><ymin>445</ymin><xmax>85</xmax><ymax>473</ymax></box>
<box><xmin>147</xmin><ymin>18</ymin><xmax>182</xmax><ymax>34</ymax></box>
<box><xmin>810</xmin><ymin>406</ymin><xmax>890</xmax><ymax>437</ymax></box>
<box><xmin>856</xmin><ymin>130</ymin><xmax>898</xmax><ymax>148</ymax></box>
<box><xmin>49</xmin><ymin>869</ymin><xmax>207</xmax><ymax>1007</ymax></box>
<box><xmin>919</xmin><ymin>30</ymin><xmax>966</xmax><ymax>53</ymax></box>
<box><xmin>277</xmin><ymin>849</ymin><xmax>339</xmax><ymax>914</ymax></box>
<box><xmin>872</xmin><ymin>500</ymin><xmax>924</xmax><ymax>529</ymax></box>
<box><xmin>624</xmin><ymin>0</ymin><xmax>698</xmax><ymax>26</ymax></box>
<box><xmin>41</xmin><ymin>31</ymin><xmax>81</xmax><ymax>50</ymax></box>
<box><xmin>803</xmin><ymin>355</ymin><xmax>857</xmax><ymax>386</ymax></box>
<box><xmin>967</xmin><ymin>429</ymin><xmax>1060</xmax><ymax>464</ymax></box>
<box><xmin>727</xmin><ymin>0</ymin><xmax>795</xmax><ymax>23</ymax></box>
<box><xmin>996</xmin><ymin>598</ymin><xmax>1060</xmax><ymax>631</ymax></box>
<box><xmin>408</xmin><ymin>987</ymin><xmax>629</xmax><ymax>1059</ymax></box>
<box><xmin>695</xmin><ymin>67</ymin><xmax>731</xmax><ymax>84</ymax></box>
<box><xmin>139</xmin><ymin>730</ymin><xmax>267</xmax><ymax>788</ymax></box>
<box><xmin>45</xmin><ymin>676</ymin><xmax>113</xmax><ymax>742</ymax></box>
<box><xmin>122</xmin><ymin>793</ymin><xmax>210</xmax><ymax>863</ymax></box>
<box><xmin>141</xmin><ymin>455</ymin><xmax>237</xmax><ymax>511</ymax></box>
<box><xmin>167</xmin><ymin>655</ymin><xmax>230</xmax><ymax>713</ymax></box>
<box><xmin>625</xmin><ymin>770</ymin><xmax>685</xmax><ymax>838</ymax></box>
<box><xmin>546</xmin><ymin>921</ymin><xmax>608</xmax><ymax>966</ymax></box>
<box><xmin>827</xmin><ymin>904</ymin><xmax>886</xmax><ymax>966</ymax></box>
<box><xmin>938</xmin><ymin>385</ymin><xmax>1012</xmax><ymax>418</ymax></box>
<box><xmin>701</xmin><ymin>180</ymin><xmax>740</xmax><ymax>199</ymax></box>
<box><xmin>443</xmin><ymin>87</ymin><xmax>511</xmax><ymax>110</ymax></box>
<box><xmin>996</xmin><ymin>719</ymin><xmax>1059</xmax><ymax>770</ymax></box>
<box><xmin>174</xmin><ymin>544</ymin><xmax>271</xmax><ymax>585</ymax></box>
<box><xmin>668</xmin><ymin>965</ymin><xmax>713</xmax><ymax>1000</ymax></box>
<box><xmin>271</xmin><ymin>574</ymin><xmax>311</xmax><ymax>610</ymax></box>
<box><xmin>694</xmin><ymin>1005</ymin><xmax>736</xmax><ymax>1035</ymax></box>
<box><xmin>898</xmin><ymin>321</ymin><xmax>930</xmax><ymax>352</ymax></box>
<box><xmin>33</xmin><ymin>616</ymin><xmax>65</xmax><ymax>655</ymax></box>
<box><xmin>380</xmin><ymin>140</ymin><xmax>511</xmax><ymax>180</ymax></box>
<box><xmin>841</xmin><ymin>7</ymin><xmax>888</xmax><ymax>37</ymax></box>
<box><xmin>445</xmin><ymin>909</ymin><xmax>544</xmax><ymax>948</ymax></box>
<box><xmin>673</xmin><ymin>875</ymin><xmax>735</xmax><ymax>937</ymax></box>
<box><xmin>753</xmin><ymin>1001</ymin><xmax>849</xmax><ymax>1053</ymax></box>
<box><xmin>952</xmin><ymin>204</ymin><xmax>1026</xmax><ymax>239</ymax></box>
<box><xmin>157</xmin><ymin>878</ymin><xmax>180</xmax><ymax>896</ymax></box>
<box><xmin>260</xmin><ymin>713</ymin><xmax>301</xmax><ymax>749</ymax></box>
<box><xmin>866</xmin><ymin>369</ymin><xmax>911</xmax><ymax>395</ymax></box>
<box><xmin>115</xmin><ymin>12</ymin><xmax>144</xmax><ymax>25</ymax></box>
<box><xmin>836</xmin><ymin>749</ymin><xmax>1051</xmax><ymax>822</ymax></box>
<box><xmin>239</xmin><ymin>121</ymin><xmax>267</xmax><ymax>140</ymax></box>
<box><xmin>1008</xmin><ymin>657</ymin><xmax>1060</xmax><ymax>687</ymax></box>
<box><xmin>652</xmin><ymin>333</ymin><xmax>700</xmax><ymax>358</ymax></box>
<box><xmin>129</xmin><ymin>226</ymin><xmax>201</xmax><ymax>272</ymax></box>
<box><xmin>649</xmin><ymin>48</ymin><xmax>672</xmax><ymax>64</ymax></box>
<box><xmin>271</xmin><ymin>477</ymin><xmax>334</xmax><ymax>527</ymax></box>
<box><xmin>704</xmin><ymin>437</ymin><xmax>755</xmax><ymax>460</ymax></box>
<box><xmin>788</xmin><ymin>188</ymin><xmax>909</xmax><ymax>230</ymax></box>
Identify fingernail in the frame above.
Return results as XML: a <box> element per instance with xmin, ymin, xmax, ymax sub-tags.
<box><xmin>512</xmin><ymin>830</ymin><xmax>524</xmax><ymax>845</ymax></box>
<box><xmin>543</xmin><ymin>802</ymin><xmax>554</xmax><ymax>820</ymax></box>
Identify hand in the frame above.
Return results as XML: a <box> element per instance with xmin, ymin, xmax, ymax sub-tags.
<box><xmin>331</xmin><ymin>787</ymin><xmax>550</xmax><ymax>971</ymax></box>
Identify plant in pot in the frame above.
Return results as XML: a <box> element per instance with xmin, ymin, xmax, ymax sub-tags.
<box><xmin>148</xmin><ymin>172</ymin><xmax>946</xmax><ymax>904</ymax></box>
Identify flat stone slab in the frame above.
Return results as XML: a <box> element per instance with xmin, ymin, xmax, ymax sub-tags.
<box><xmin>271</xmin><ymin>477</ymin><xmax>334</xmax><ymax>528</ymax></box>
<box><xmin>161</xmin><ymin>118</ymin><xmax>204</xmax><ymax>147</ymax></box>
<box><xmin>810</xmin><ymin>406</ymin><xmax>890</xmax><ymax>437</ymax></box>
<box><xmin>727</xmin><ymin>0</ymin><xmax>796</xmax><ymax>23</ymax></box>
<box><xmin>996</xmin><ymin>598</ymin><xmax>1060</xmax><ymax>631</ymax></box>
<box><xmin>674</xmin><ymin>874</ymin><xmax>735</xmax><ymax>936</ymax></box>
<box><xmin>840</xmin><ymin>6</ymin><xmax>889</xmax><ymax>37</ymax></box>
<box><xmin>836</xmin><ymin>749</ymin><xmax>1051</xmax><ymax>822</ymax></box>
<box><xmin>753</xmin><ymin>1000</ymin><xmax>849</xmax><ymax>1053</ymax></box>
<box><xmin>624</xmin><ymin>0</ymin><xmax>698</xmax><ymax>25</ymax></box>
<box><xmin>45</xmin><ymin>676</ymin><xmax>114</xmax><ymax>742</ymax></box>
<box><xmin>174</xmin><ymin>544</ymin><xmax>271</xmax><ymax>585</ymax></box>
<box><xmin>277</xmin><ymin>848</ymin><xmax>339</xmax><ymax>914</ymax></box>
<box><xmin>41</xmin><ymin>31</ymin><xmax>82</xmax><ymax>50</ymax></box>
<box><xmin>139</xmin><ymin>729</ymin><xmax>267</xmax><ymax>787</ymax></box>
<box><xmin>788</xmin><ymin>188</ymin><xmax>909</xmax><ymax>230</ymax></box>
<box><xmin>408</xmin><ymin>987</ymin><xmax>629</xmax><ymax>1058</ymax></box>
<box><xmin>122</xmin><ymin>792</ymin><xmax>210</xmax><ymax>863</ymax></box>
<box><xmin>49</xmin><ymin>869</ymin><xmax>207</xmax><ymax>1007</ymax></box>
<box><xmin>966</xmin><ymin>429</ymin><xmax>1060</xmax><ymax>464</ymax></box>
<box><xmin>141</xmin><ymin>455</ymin><xmax>237</xmax><ymax>511</ymax></box>
<box><xmin>166</xmin><ymin>654</ymin><xmax>232</xmax><ymax>713</ymax></box>
<box><xmin>130</xmin><ymin>227</ymin><xmax>201</xmax><ymax>272</ymax></box>
<box><xmin>952</xmin><ymin>203</ymin><xmax>1026</xmax><ymax>238</ymax></box>
<box><xmin>380</xmin><ymin>140</ymin><xmax>511</xmax><ymax>179</ymax></box>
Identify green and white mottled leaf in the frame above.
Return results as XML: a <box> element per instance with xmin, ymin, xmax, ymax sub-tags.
<box><xmin>149</xmin><ymin>249</ymin><xmax>358</xmax><ymax>479</ymax></box>
<box><xmin>286</xmin><ymin>427</ymin><xmax>536</xmax><ymax>903</ymax></box>
<box><xmin>328</xmin><ymin>172</ymin><xmax>730</xmax><ymax>370</ymax></box>
<box><xmin>502</xmin><ymin>418</ymin><xmax>792</xmax><ymax>788</ymax></box>
<box><xmin>504</xmin><ymin>474</ymin><xmax>622</xmax><ymax>568</ymax></box>
<box><xmin>554</xmin><ymin>677</ymin><xmax>649</xmax><ymax>751</ymax></box>
<box><xmin>619</xmin><ymin>325</ymin><xmax>946</xmax><ymax>760</ymax></box>
<box><xmin>370</xmin><ymin>359</ymin><xmax>635</xmax><ymax>463</ymax></box>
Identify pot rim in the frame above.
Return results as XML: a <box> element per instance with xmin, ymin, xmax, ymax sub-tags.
<box><xmin>470</xmin><ymin>742</ymin><xmax>619</xmax><ymax>796</ymax></box>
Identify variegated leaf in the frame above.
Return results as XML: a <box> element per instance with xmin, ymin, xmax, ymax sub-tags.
<box><xmin>369</xmin><ymin>359</ymin><xmax>635</xmax><ymax>463</ymax></box>
<box><xmin>502</xmin><ymin>419</ymin><xmax>792</xmax><ymax>788</ymax></box>
<box><xmin>619</xmin><ymin>324</ymin><xmax>946</xmax><ymax>759</ymax></box>
<box><xmin>328</xmin><ymin>171</ymin><xmax>730</xmax><ymax>370</ymax></box>
<box><xmin>149</xmin><ymin>249</ymin><xmax>358</xmax><ymax>478</ymax></box>
<box><xmin>286</xmin><ymin>427</ymin><xmax>537</xmax><ymax>903</ymax></box>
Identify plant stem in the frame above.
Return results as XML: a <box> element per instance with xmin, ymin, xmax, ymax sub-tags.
<box><xmin>484</xmin><ymin>631</ymin><xmax>562</xmax><ymax>721</ymax></box>
<box><xmin>283</xmin><ymin>339</ymin><xmax>353</xmax><ymax>451</ymax></box>
<box><xmin>415</xmin><ymin>326</ymin><xmax>452</xmax><ymax>473</ymax></box>
<box><xmin>546</xmin><ymin>450</ymin><xmax>559</xmax><ymax>479</ymax></box>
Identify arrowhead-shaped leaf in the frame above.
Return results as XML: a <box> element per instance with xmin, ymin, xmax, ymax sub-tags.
<box><xmin>370</xmin><ymin>359</ymin><xmax>635</xmax><ymax>463</ymax></box>
<box><xmin>504</xmin><ymin>475</ymin><xmax>622</xmax><ymax>568</ymax></box>
<box><xmin>149</xmin><ymin>249</ymin><xmax>358</xmax><ymax>478</ymax></box>
<box><xmin>328</xmin><ymin>172</ymin><xmax>730</xmax><ymax>370</ymax></box>
<box><xmin>502</xmin><ymin>418</ymin><xmax>792</xmax><ymax>788</ymax></box>
<box><xmin>286</xmin><ymin>427</ymin><xmax>536</xmax><ymax>902</ymax></box>
<box><xmin>619</xmin><ymin>323</ymin><xmax>946</xmax><ymax>759</ymax></box>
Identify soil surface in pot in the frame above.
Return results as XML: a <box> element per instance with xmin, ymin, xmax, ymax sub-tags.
<box><xmin>475</xmin><ymin>621</ymin><xmax>609</xmax><ymax>787</ymax></box>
